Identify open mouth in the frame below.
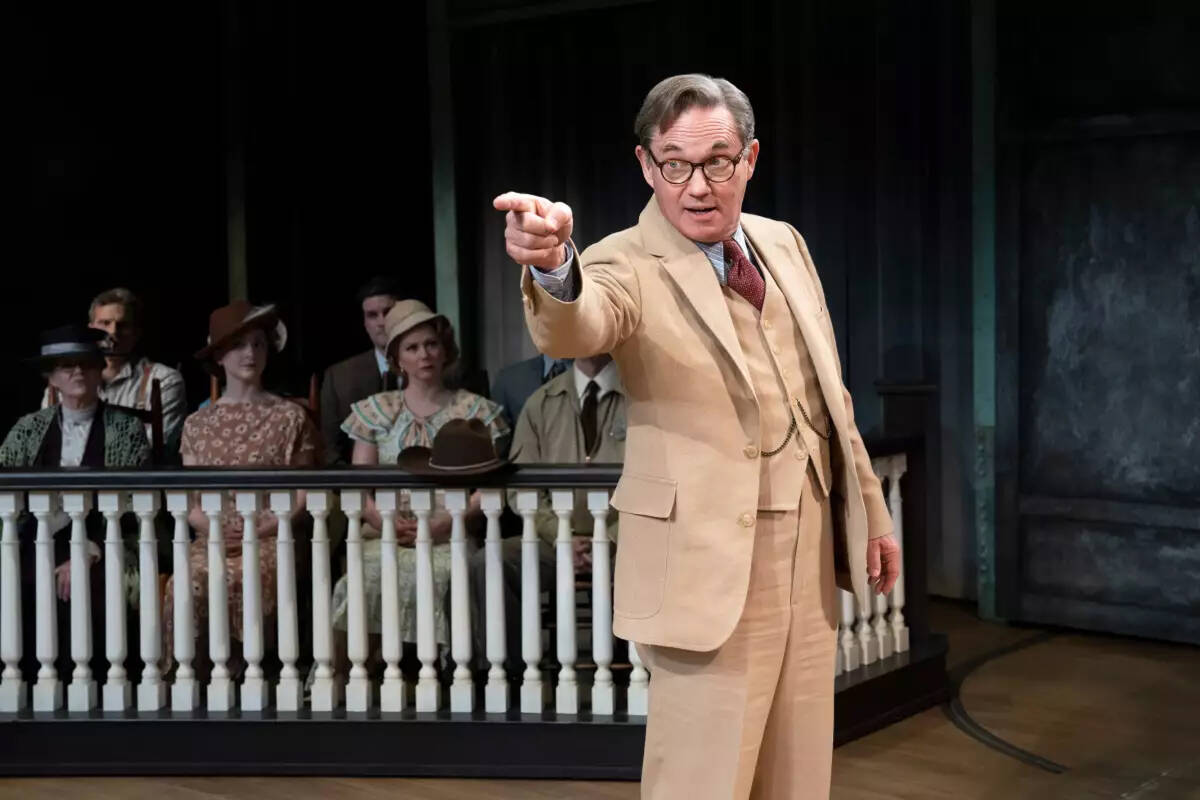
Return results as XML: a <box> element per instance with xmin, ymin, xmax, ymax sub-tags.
<box><xmin>685</xmin><ymin>207</ymin><xmax>716</xmax><ymax>219</ymax></box>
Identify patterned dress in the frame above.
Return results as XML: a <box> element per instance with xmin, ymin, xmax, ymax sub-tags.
<box><xmin>330</xmin><ymin>389</ymin><xmax>508</xmax><ymax>643</ymax></box>
<box><xmin>162</xmin><ymin>397</ymin><xmax>319</xmax><ymax>665</ymax></box>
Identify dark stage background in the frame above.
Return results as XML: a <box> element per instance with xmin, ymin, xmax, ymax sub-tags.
<box><xmin>15</xmin><ymin>0</ymin><xmax>1200</xmax><ymax>639</ymax></box>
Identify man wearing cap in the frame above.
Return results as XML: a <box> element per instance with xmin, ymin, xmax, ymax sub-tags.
<box><xmin>494</xmin><ymin>74</ymin><xmax>901</xmax><ymax>798</ymax></box>
<box><xmin>40</xmin><ymin>288</ymin><xmax>186</xmax><ymax>460</ymax></box>
<box><xmin>320</xmin><ymin>276</ymin><xmax>403</xmax><ymax>465</ymax></box>
<box><xmin>1</xmin><ymin>324</ymin><xmax>151</xmax><ymax>686</ymax></box>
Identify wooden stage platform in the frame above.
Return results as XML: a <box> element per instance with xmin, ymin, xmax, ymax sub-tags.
<box><xmin>1</xmin><ymin>600</ymin><xmax>1196</xmax><ymax>799</ymax></box>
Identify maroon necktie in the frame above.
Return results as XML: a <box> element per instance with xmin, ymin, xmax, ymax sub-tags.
<box><xmin>723</xmin><ymin>237</ymin><xmax>765</xmax><ymax>311</ymax></box>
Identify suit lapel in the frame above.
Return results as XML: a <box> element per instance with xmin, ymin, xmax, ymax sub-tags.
<box><xmin>639</xmin><ymin>199</ymin><xmax>755</xmax><ymax>395</ymax></box>
<box><xmin>742</xmin><ymin>216</ymin><xmax>850</xmax><ymax>436</ymax></box>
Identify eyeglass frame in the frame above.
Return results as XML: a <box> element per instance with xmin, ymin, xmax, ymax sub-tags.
<box><xmin>645</xmin><ymin>143</ymin><xmax>752</xmax><ymax>185</ymax></box>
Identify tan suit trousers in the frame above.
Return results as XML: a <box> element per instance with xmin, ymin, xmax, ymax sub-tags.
<box><xmin>640</xmin><ymin>469</ymin><xmax>839</xmax><ymax>799</ymax></box>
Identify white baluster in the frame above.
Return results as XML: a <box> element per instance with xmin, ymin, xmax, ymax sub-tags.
<box><xmin>375</xmin><ymin>490</ymin><xmax>405</xmax><ymax>712</ymax></box>
<box><xmin>99</xmin><ymin>493</ymin><xmax>130</xmax><ymax>712</ymax></box>
<box><xmin>626</xmin><ymin>640</ymin><xmax>648</xmax><ymax>717</ymax></box>
<box><xmin>447</xmin><ymin>489</ymin><xmax>473</xmax><ymax>713</ymax></box>
<box><xmin>64</xmin><ymin>492</ymin><xmax>97</xmax><ymax>712</ymax></box>
<box><xmin>552</xmin><ymin>490</ymin><xmax>578</xmax><ymax>715</ymax></box>
<box><xmin>202</xmin><ymin>491</ymin><xmax>233</xmax><ymax>712</ymax></box>
<box><xmin>481</xmin><ymin>489</ymin><xmax>506</xmax><ymax>713</ymax></box>
<box><xmin>855</xmin><ymin>593</ymin><xmax>878</xmax><ymax>666</ymax></box>
<box><xmin>516</xmin><ymin>490</ymin><xmax>545</xmax><ymax>714</ymax></box>
<box><xmin>835</xmin><ymin>639</ymin><xmax>844</xmax><ymax>677</ymax></box>
<box><xmin>307</xmin><ymin>491</ymin><xmax>339</xmax><ymax>712</ymax></box>
<box><xmin>839</xmin><ymin>589</ymin><xmax>861</xmax><ymax>673</ymax></box>
<box><xmin>166</xmin><ymin>491</ymin><xmax>197</xmax><ymax>712</ymax></box>
<box><xmin>412</xmin><ymin>490</ymin><xmax>438</xmax><ymax>712</ymax></box>
<box><xmin>271</xmin><ymin>491</ymin><xmax>301</xmax><ymax>712</ymax></box>
<box><xmin>236</xmin><ymin>492</ymin><xmax>266</xmax><ymax>711</ymax></box>
<box><xmin>0</xmin><ymin>492</ymin><xmax>27</xmax><ymax>712</ymax></box>
<box><xmin>341</xmin><ymin>490</ymin><xmax>372</xmax><ymax>713</ymax></box>
<box><xmin>131</xmin><ymin>492</ymin><xmax>165</xmax><ymax>712</ymax></box>
<box><xmin>30</xmin><ymin>493</ymin><xmax>62</xmax><ymax>712</ymax></box>
<box><xmin>873</xmin><ymin>588</ymin><xmax>894</xmax><ymax>660</ymax></box>
<box><xmin>888</xmin><ymin>456</ymin><xmax>910</xmax><ymax>653</ymax></box>
<box><xmin>589</xmin><ymin>490</ymin><xmax>614</xmax><ymax>716</ymax></box>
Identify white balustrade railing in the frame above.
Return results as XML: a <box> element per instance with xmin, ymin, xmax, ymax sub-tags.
<box><xmin>0</xmin><ymin>454</ymin><xmax>909</xmax><ymax>717</ymax></box>
<box><xmin>835</xmin><ymin>453</ymin><xmax>911</xmax><ymax>676</ymax></box>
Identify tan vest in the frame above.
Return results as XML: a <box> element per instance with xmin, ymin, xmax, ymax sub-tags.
<box><xmin>724</xmin><ymin>252</ymin><xmax>833</xmax><ymax>511</ymax></box>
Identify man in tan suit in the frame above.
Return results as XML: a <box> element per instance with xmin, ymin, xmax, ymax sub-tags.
<box><xmin>494</xmin><ymin>74</ymin><xmax>900</xmax><ymax>799</ymax></box>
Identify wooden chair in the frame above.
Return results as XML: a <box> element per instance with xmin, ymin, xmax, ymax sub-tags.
<box><xmin>48</xmin><ymin>378</ymin><xmax>166</xmax><ymax>465</ymax></box>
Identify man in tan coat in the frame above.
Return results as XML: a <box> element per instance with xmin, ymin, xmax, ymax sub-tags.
<box><xmin>494</xmin><ymin>74</ymin><xmax>900</xmax><ymax>799</ymax></box>
<box><xmin>469</xmin><ymin>353</ymin><xmax>625</xmax><ymax>671</ymax></box>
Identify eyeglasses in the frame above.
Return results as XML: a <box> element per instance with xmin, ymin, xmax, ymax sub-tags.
<box><xmin>648</xmin><ymin>146</ymin><xmax>749</xmax><ymax>185</ymax></box>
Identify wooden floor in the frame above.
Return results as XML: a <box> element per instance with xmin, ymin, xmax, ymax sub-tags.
<box><xmin>2</xmin><ymin>600</ymin><xmax>1197</xmax><ymax>799</ymax></box>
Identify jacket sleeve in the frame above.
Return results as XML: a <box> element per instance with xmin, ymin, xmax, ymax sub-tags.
<box><xmin>788</xmin><ymin>224</ymin><xmax>893</xmax><ymax>540</ymax></box>
<box><xmin>521</xmin><ymin>241</ymin><xmax>643</xmax><ymax>360</ymax></box>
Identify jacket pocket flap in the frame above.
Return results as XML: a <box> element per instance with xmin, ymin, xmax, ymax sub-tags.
<box><xmin>610</xmin><ymin>473</ymin><xmax>677</xmax><ymax>519</ymax></box>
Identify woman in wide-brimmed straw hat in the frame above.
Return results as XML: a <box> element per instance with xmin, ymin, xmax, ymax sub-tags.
<box><xmin>327</xmin><ymin>299</ymin><xmax>509</xmax><ymax>674</ymax></box>
<box><xmin>162</xmin><ymin>301</ymin><xmax>320</xmax><ymax>674</ymax></box>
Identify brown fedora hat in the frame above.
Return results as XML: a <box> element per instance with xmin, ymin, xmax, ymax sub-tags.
<box><xmin>195</xmin><ymin>300</ymin><xmax>288</xmax><ymax>369</ymax></box>
<box><xmin>397</xmin><ymin>418</ymin><xmax>509</xmax><ymax>476</ymax></box>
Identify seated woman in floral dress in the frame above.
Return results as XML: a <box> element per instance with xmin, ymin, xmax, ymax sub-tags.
<box><xmin>330</xmin><ymin>300</ymin><xmax>508</xmax><ymax>668</ymax></box>
<box><xmin>163</xmin><ymin>301</ymin><xmax>320</xmax><ymax>673</ymax></box>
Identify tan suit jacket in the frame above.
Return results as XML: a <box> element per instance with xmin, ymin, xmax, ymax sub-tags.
<box><xmin>521</xmin><ymin>198</ymin><xmax>892</xmax><ymax>651</ymax></box>
<box><xmin>508</xmin><ymin>368</ymin><xmax>626</xmax><ymax>546</ymax></box>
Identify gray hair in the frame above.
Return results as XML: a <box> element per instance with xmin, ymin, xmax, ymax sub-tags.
<box><xmin>89</xmin><ymin>287</ymin><xmax>142</xmax><ymax>330</ymax></box>
<box><xmin>633</xmin><ymin>74</ymin><xmax>756</xmax><ymax>156</ymax></box>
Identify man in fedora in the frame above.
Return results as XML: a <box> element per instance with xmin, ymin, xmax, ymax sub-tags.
<box><xmin>1</xmin><ymin>324</ymin><xmax>150</xmax><ymax>686</ymax></box>
<box><xmin>320</xmin><ymin>276</ymin><xmax>403</xmax><ymax>465</ymax></box>
<box><xmin>494</xmin><ymin>74</ymin><xmax>900</xmax><ymax>798</ymax></box>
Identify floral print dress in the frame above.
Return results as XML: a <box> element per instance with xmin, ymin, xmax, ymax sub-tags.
<box><xmin>162</xmin><ymin>397</ymin><xmax>319</xmax><ymax>666</ymax></box>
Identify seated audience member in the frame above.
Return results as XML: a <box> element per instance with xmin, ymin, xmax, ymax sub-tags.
<box><xmin>489</xmin><ymin>353</ymin><xmax>570</xmax><ymax>454</ymax></box>
<box><xmin>162</xmin><ymin>301</ymin><xmax>319</xmax><ymax>671</ymax></box>
<box><xmin>469</xmin><ymin>353</ymin><xmax>625</xmax><ymax>672</ymax></box>
<box><xmin>320</xmin><ymin>276</ymin><xmax>402</xmax><ymax>465</ymax></box>
<box><xmin>329</xmin><ymin>300</ymin><xmax>508</xmax><ymax>668</ymax></box>
<box><xmin>1</xmin><ymin>324</ymin><xmax>150</xmax><ymax>679</ymax></box>
<box><xmin>43</xmin><ymin>288</ymin><xmax>186</xmax><ymax>459</ymax></box>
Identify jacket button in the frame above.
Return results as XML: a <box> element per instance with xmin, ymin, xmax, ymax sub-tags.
<box><xmin>794</xmin><ymin>448</ymin><xmax>807</xmax><ymax>460</ymax></box>
<box><xmin>743</xmin><ymin>444</ymin><xmax>759</xmax><ymax>459</ymax></box>
<box><xmin>739</xmin><ymin>512</ymin><xmax>755</xmax><ymax>528</ymax></box>
<box><xmin>762</xmin><ymin>319</ymin><xmax>773</xmax><ymax>330</ymax></box>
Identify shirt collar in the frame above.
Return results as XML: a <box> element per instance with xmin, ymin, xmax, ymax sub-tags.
<box><xmin>694</xmin><ymin>224</ymin><xmax>749</xmax><ymax>286</ymax></box>
<box><xmin>374</xmin><ymin>348</ymin><xmax>388</xmax><ymax>375</ymax></box>
<box><xmin>542</xmin><ymin>354</ymin><xmax>570</xmax><ymax>378</ymax></box>
<box><xmin>61</xmin><ymin>402</ymin><xmax>99</xmax><ymax>426</ymax></box>
<box><xmin>574</xmin><ymin>360</ymin><xmax>620</xmax><ymax>401</ymax></box>
<box><xmin>105</xmin><ymin>357</ymin><xmax>138</xmax><ymax>385</ymax></box>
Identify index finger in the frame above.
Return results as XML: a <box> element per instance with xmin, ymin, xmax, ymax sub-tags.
<box><xmin>493</xmin><ymin>192</ymin><xmax>550</xmax><ymax>215</ymax></box>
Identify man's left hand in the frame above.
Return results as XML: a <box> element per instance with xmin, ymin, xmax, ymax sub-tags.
<box><xmin>867</xmin><ymin>534</ymin><xmax>900</xmax><ymax>595</ymax></box>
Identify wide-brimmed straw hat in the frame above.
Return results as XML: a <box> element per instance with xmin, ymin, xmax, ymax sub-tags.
<box><xmin>384</xmin><ymin>300</ymin><xmax>448</xmax><ymax>357</ymax></box>
<box><xmin>28</xmin><ymin>324</ymin><xmax>107</xmax><ymax>371</ymax></box>
<box><xmin>195</xmin><ymin>300</ymin><xmax>288</xmax><ymax>371</ymax></box>
<box><xmin>397</xmin><ymin>418</ymin><xmax>510</xmax><ymax>477</ymax></box>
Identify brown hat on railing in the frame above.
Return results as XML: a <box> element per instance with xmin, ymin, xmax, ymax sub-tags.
<box><xmin>397</xmin><ymin>418</ymin><xmax>509</xmax><ymax>477</ymax></box>
<box><xmin>195</xmin><ymin>300</ymin><xmax>288</xmax><ymax>372</ymax></box>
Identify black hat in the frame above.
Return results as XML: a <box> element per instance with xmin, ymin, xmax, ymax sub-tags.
<box><xmin>398</xmin><ymin>418</ymin><xmax>510</xmax><ymax>477</ymax></box>
<box><xmin>28</xmin><ymin>325</ymin><xmax>107</xmax><ymax>371</ymax></box>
